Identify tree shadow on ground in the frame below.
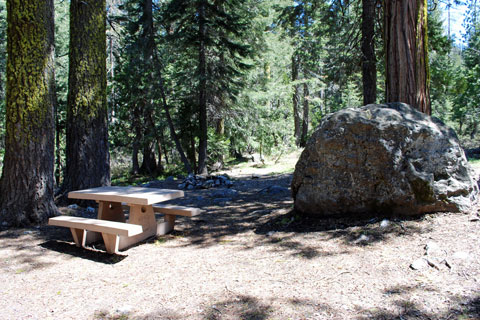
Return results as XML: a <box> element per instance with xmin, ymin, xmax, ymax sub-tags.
<box><xmin>39</xmin><ymin>240</ymin><xmax>127</xmax><ymax>264</ymax></box>
<box><xmin>357</xmin><ymin>290</ymin><xmax>480</xmax><ymax>320</ymax></box>
<box><xmin>162</xmin><ymin>184</ymin><xmax>430</xmax><ymax>259</ymax></box>
<box><xmin>255</xmin><ymin>210</ymin><xmax>430</xmax><ymax>247</ymax></box>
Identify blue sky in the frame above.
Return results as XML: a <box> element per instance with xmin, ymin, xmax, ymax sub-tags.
<box><xmin>439</xmin><ymin>1</ymin><xmax>468</xmax><ymax>45</ymax></box>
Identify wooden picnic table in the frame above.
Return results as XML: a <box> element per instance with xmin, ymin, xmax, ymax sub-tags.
<box><xmin>49</xmin><ymin>186</ymin><xmax>202</xmax><ymax>254</ymax></box>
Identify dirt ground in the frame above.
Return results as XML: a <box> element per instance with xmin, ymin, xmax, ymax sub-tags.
<box><xmin>0</xmin><ymin>155</ymin><xmax>479</xmax><ymax>320</ymax></box>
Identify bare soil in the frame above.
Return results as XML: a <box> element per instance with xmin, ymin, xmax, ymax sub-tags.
<box><xmin>1</xmin><ymin>155</ymin><xmax>479</xmax><ymax>320</ymax></box>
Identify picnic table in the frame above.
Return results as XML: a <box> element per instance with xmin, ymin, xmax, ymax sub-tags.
<box><xmin>49</xmin><ymin>186</ymin><xmax>203</xmax><ymax>254</ymax></box>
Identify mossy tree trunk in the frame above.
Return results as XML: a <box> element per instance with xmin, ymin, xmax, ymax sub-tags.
<box><xmin>0</xmin><ymin>0</ymin><xmax>58</xmax><ymax>226</ymax></box>
<box><xmin>63</xmin><ymin>0</ymin><xmax>110</xmax><ymax>196</ymax></box>
<box><xmin>384</xmin><ymin>0</ymin><xmax>431</xmax><ymax>114</ymax></box>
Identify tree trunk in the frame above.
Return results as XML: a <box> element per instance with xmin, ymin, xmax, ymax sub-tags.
<box><xmin>362</xmin><ymin>0</ymin><xmax>377</xmax><ymax>105</ymax></box>
<box><xmin>384</xmin><ymin>0</ymin><xmax>431</xmax><ymax>114</ymax></box>
<box><xmin>292</xmin><ymin>54</ymin><xmax>301</xmax><ymax>146</ymax></box>
<box><xmin>63</xmin><ymin>0</ymin><xmax>110</xmax><ymax>196</ymax></box>
<box><xmin>131</xmin><ymin>104</ymin><xmax>142</xmax><ymax>174</ymax></box>
<box><xmin>150</xmin><ymin>10</ymin><xmax>192</xmax><ymax>174</ymax></box>
<box><xmin>197</xmin><ymin>0</ymin><xmax>208</xmax><ymax>175</ymax></box>
<box><xmin>300</xmin><ymin>82</ymin><xmax>309</xmax><ymax>147</ymax></box>
<box><xmin>0</xmin><ymin>0</ymin><xmax>58</xmax><ymax>226</ymax></box>
<box><xmin>140</xmin><ymin>142</ymin><xmax>157</xmax><ymax>175</ymax></box>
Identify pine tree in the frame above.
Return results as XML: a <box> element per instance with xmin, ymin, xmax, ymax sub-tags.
<box><xmin>0</xmin><ymin>0</ymin><xmax>58</xmax><ymax>226</ymax></box>
<box><xmin>163</xmin><ymin>0</ymin><xmax>253</xmax><ymax>174</ymax></box>
<box><xmin>384</xmin><ymin>0</ymin><xmax>431</xmax><ymax>114</ymax></box>
<box><xmin>62</xmin><ymin>0</ymin><xmax>110</xmax><ymax>196</ymax></box>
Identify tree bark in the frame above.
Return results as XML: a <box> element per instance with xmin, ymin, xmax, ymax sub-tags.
<box><xmin>197</xmin><ymin>0</ymin><xmax>208</xmax><ymax>175</ymax></box>
<box><xmin>384</xmin><ymin>0</ymin><xmax>431</xmax><ymax>114</ymax></box>
<box><xmin>362</xmin><ymin>0</ymin><xmax>377</xmax><ymax>105</ymax></box>
<box><xmin>131</xmin><ymin>104</ymin><xmax>142</xmax><ymax>174</ymax></box>
<box><xmin>0</xmin><ymin>0</ymin><xmax>58</xmax><ymax>226</ymax></box>
<box><xmin>292</xmin><ymin>54</ymin><xmax>301</xmax><ymax>146</ymax></box>
<box><xmin>63</xmin><ymin>0</ymin><xmax>110</xmax><ymax>196</ymax></box>
<box><xmin>300</xmin><ymin>82</ymin><xmax>309</xmax><ymax>147</ymax></box>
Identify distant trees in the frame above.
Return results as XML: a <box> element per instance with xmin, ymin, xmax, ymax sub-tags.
<box><xmin>62</xmin><ymin>0</ymin><xmax>110</xmax><ymax>195</ymax></box>
<box><xmin>0</xmin><ymin>0</ymin><xmax>478</xmax><ymax>213</ymax></box>
<box><xmin>162</xmin><ymin>0</ymin><xmax>253</xmax><ymax>174</ymax></box>
<box><xmin>384</xmin><ymin>0</ymin><xmax>431</xmax><ymax>114</ymax></box>
<box><xmin>0</xmin><ymin>0</ymin><xmax>57</xmax><ymax>226</ymax></box>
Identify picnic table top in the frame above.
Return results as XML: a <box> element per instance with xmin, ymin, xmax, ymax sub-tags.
<box><xmin>68</xmin><ymin>186</ymin><xmax>184</xmax><ymax>205</ymax></box>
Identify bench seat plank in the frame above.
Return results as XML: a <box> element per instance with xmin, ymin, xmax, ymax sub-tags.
<box><xmin>152</xmin><ymin>204</ymin><xmax>203</xmax><ymax>217</ymax></box>
<box><xmin>49</xmin><ymin>216</ymin><xmax>143</xmax><ymax>237</ymax></box>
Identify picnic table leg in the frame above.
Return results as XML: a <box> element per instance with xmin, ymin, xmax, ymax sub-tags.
<box><xmin>102</xmin><ymin>233</ymin><xmax>120</xmax><ymax>254</ymax></box>
<box><xmin>70</xmin><ymin>228</ymin><xmax>86</xmax><ymax>248</ymax></box>
<box><xmin>85</xmin><ymin>201</ymin><xmax>126</xmax><ymax>245</ymax></box>
<box><xmin>157</xmin><ymin>214</ymin><xmax>176</xmax><ymax>235</ymax></box>
<box><xmin>118</xmin><ymin>204</ymin><xmax>156</xmax><ymax>250</ymax></box>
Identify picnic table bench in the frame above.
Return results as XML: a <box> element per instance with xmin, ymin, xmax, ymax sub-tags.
<box><xmin>48</xmin><ymin>186</ymin><xmax>203</xmax><ymax>254</ymax></box>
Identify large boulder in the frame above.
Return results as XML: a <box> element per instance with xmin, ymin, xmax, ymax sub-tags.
<box><xmin>291</xmin><ymin>103</ymin><xmax>478</xmax><ymax>217</ymax></box>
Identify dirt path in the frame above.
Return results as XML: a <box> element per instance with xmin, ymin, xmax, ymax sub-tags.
<box><xmin>0</xmin><ymin>158</ymin><xmax>479</xmax><ymax>319</ymax></box>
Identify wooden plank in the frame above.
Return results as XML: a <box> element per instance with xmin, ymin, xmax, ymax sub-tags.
<box><xmin>49</xmin><ymin>216</ymin><xmax>143</xmax><ymax>237</ymax></box>
<box><xmin>68</xmin><ymin>186</ymin><xmax>184</xmax><ymax>205</ymax></box>
<box><xmin>152</xmin><ymin>204</ymin><xmax>203</xmax><ymax>217</ymax></box>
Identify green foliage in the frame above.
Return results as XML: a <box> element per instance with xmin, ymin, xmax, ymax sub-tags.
<box><xmin>450</xmin><ymin>3</ymin><xmax>480</xmax><ymax>138</ymax></box>
<box><xmin>1</xmin><ymin>0</ymin><xmax>478</xmax><ymax>179</ymax></box>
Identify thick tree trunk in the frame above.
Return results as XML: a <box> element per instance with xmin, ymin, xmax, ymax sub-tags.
<box><xmin>362</xmin><ymin>0</ymin><xmax>377</xmax><ymax>105</ymax></box>
<box><xmin>0</xmin><ymin>0</ymin><xmax>58</xmax><ymax>226</ymax></box>
<box><xmin>63</xmin><ymin>0</ymin><xmax>110</xmax><ymax>196</ymax></box>
<box><xmin>292</xmin><ymin>54</ymin><xmax>301</xmax><ymax>146</ymax></box>
<box><xmin>197</xmin><ymin>0</ymin><xmax>208</xmax><ymax>175</ymax></box>
<box><xmin>384</xmin><ymin>0</ymin><xmax>431</xmax><ymax>114</ymax></box>
<box><xmin>140</xmin><ymin>142</ymin><xmax>157</xmax><ymax>175</ymax></box>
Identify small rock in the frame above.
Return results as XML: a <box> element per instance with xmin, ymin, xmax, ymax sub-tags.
<box><xmin>353</xmin><ymin>234</ymin><xmax>370</xmax><ymax>244</ymax></box>
<box><xmin>178</xmin><ymin>183</ymin><xmax>186</xmax><ymax>189</ymax></box>
<box><xmin>451</xmin><ymin>251</ymin><xmax>470</xmax><ymax>260</ymax></box>
<box><xmin>212</xmin><ymin>189</ymin><xmax>238</xmax><ymax>198</ymax></box>
<box><xmin>267</xmin><ymin>231</ymin><xmax>276</xmax><ymax>236</ymax></box>
<box><xmin>116</xmin><ymin>305</ymin><xmax>133</xmax><ymax>315</ymax></box>
<box><xmin>425</xmin><ymin>241</ymin><xmax>443</xmax><ymax>257</ymax></box>
<box><xmin>67</xmin><ymin>204</ymin><xmax>79</xmax><ymax>209</ymax></box>
<box><xmin>380</xmin><ymin>219</ymin><xmax>390</xmax><ymax>228</ymax></box>
<box><xmin>86</xmin><ymin>207</ymin><xmax>95</xmax><ymax>213</ymax></box>
<box><xmin>23</xmin><ymin>231</ymin><xmax>33</xmax><ymax>235</ymax></box>
<box><xmin>410</xmin><ymin>258</ymin><xmax>428</xmax><ymax>270</ymax></box>
<box><xmin>426</xmin><ymin>258</ymin><xmax>440</xmax><ymax>270</ymax></box>
<box><xmin>187</xmin><ymin>185</ymin><xmax>195</xmax><ymax>190</ymax></box>
<box><xmin>165</xmin><ymin>176</ymin><xmax>175</xmax><ymax>182</ymax></box>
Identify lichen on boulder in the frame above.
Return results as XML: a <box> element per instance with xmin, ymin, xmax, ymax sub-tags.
<box><xmin>291</xmin><ymin>103</ymin><xmax>478</xmax><ymax>217</ymax></box>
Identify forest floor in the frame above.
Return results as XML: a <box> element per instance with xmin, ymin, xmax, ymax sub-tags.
<box><xmin>0</xmin><ymin>151</ymin><xmax>479</xmax><ymax>320</ymax></box>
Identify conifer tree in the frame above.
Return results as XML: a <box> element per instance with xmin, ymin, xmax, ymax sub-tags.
<box><xmin>0</xmin><ymin>0</ymin><xmax>57</xmax><ymax>226</ymax></box>
<box><xmin>163</xmin><ymin>0</ymin><xmax>253</xmax><ymax>174</ymax></box>
<box><xmin>384</xmin><ymin>0</ymin><xmax>431</xmax><ymax>114</ymax></box>
<box><xmin>62</xmin><ymin>0</ymin><xmax>110</xmax><ymax>195</ymax></box>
